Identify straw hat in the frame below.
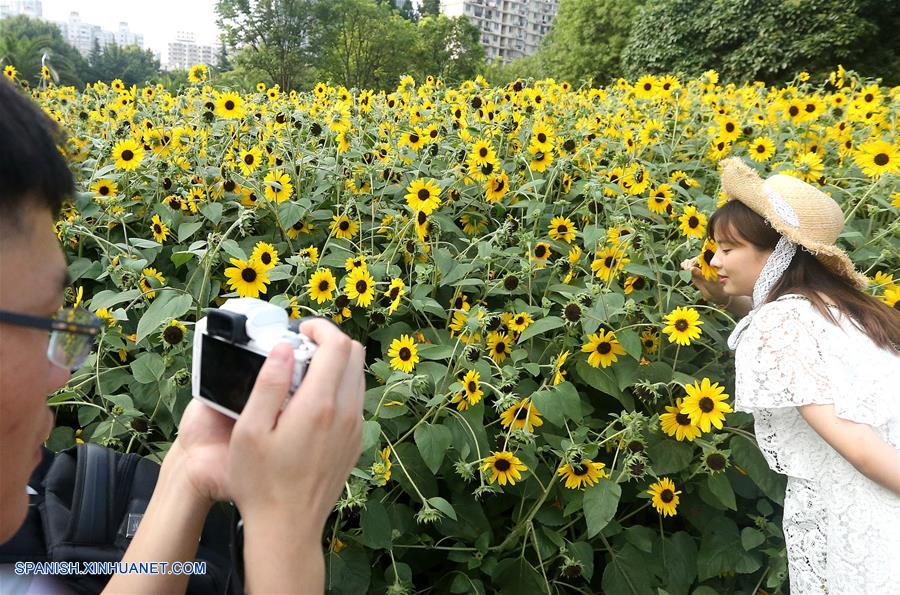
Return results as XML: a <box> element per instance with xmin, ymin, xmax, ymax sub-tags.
<box><xmin>718</xmin><ymin>157</ymin><xmax>868</xmax><ymax>290</ymax></box>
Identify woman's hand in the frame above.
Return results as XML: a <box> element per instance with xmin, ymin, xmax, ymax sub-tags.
<box><xmin>681</xmin><ymin>255</ymin><xmax>729</xmax><ymax>305</ymax></box>
<box><xmin>170</xmin><ymin>399</ymin><xmax>236</xmax><ymax>507</ymax></box>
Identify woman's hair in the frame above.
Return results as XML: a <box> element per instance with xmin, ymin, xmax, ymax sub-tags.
<box><xmin>708</xmin><ymin>200</ymin><xmax>900</xmax><ymax>353</ymax></box>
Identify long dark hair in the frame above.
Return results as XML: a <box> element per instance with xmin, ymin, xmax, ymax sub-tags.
<box><xmin>708</xmin><ymin>200</ymin><xmax>900</xmax><ymax>353</ymax></box>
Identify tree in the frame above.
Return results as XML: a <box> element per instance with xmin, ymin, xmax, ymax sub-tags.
<box><xmin>538</xmin><ymin>0</ymin><xmax>642</xmax><ymax>86</ymax></box>
<box><xmin>318</xmin><ymin>0</ymin><xmax>417</xmax><ymax>89</ymax></box>
<box><xmin>419</xmin><ymin>0</ymin><xmax>441</xmax><ymax>17</ymax></box>
<box><xmin>216</xmin><ymin>0</ymin><xmax>328</xmax><ymax>91</ymax></box>
<box><xmin>216</xmin><ymin>40</ymin><xmax>232</xmax><ymax>71</ymax></box>
<box><xmin>622</xmin><ymin>0</ymin><xmax>898</xmax><ymax>85</ymax></box>
<box><xmin>87</xmin><ymin>43</ymin><xmax>160</xmax><ymax>86</ymax></box>
<box><xmin>414</xmin><ymin>15</ymin><xmax>485</xmax><ymax>82</ymax></box>
<box><xmin>0</xmin><ymin>15</ymin><xmax>88</xmax><ymax>86</ymax></box>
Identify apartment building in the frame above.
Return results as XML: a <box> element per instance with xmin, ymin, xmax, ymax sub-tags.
<box><xmin>440</xmin><ymin>0</ymin><xmax>559</xmax><ymax>63</ymax></box>
<box><xmin>166</xmin><ymin>31</ymin><xmax>215</xmax><ymax>71</ymax></box>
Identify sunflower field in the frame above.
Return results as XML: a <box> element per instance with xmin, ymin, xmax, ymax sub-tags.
<box><xmin>9</xmin><ymin>63</ymin><xmax>900</xmax><ymax>594</ymax></box>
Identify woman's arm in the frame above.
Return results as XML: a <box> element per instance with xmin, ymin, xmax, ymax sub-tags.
<box><xmin>102</xmin><ymin>441</ymin><xmax>213</xmax><ymax>594</ymax></box>
<box><xmin>725</xmin><ymin>295</ymin><xmax>752</xmax><ymax>318</ymax></box>
<box><xmin>798</xmin><ymin>404</ymin><xmax>900</xmax><ymax>496</ymax></box>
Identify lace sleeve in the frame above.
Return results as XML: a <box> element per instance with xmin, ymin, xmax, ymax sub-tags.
<box><xmin>734</xmin><ymin>300</ymin><xmax>845</xmax><ymax>411</ymax></box>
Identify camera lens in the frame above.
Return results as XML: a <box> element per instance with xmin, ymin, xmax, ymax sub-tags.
<box><xmin>207</xmin><ymin>310</ymin><xmax>251</xmax><ymax>344</ymax></box>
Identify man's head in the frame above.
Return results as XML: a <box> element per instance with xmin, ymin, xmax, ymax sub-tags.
<box><xmin>0</xmin><ymin>80</ymin><xmax>75</xmax><ymax>541</ymax></box>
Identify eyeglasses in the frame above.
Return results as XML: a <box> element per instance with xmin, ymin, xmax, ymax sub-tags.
<box><xmin>0</xmin><ymin>307</ymin><xmax>101</xmax><ymax>371</ymax></box>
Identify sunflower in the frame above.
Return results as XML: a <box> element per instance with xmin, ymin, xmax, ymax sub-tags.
<box><xmin>557</xmin><ymin>459</ymin><xmax>608</xmax><ymax>489</ymax></box>
<box><xmin>500</xmin><ymin>398</ymin><xmax>543</xmax><ymax>433</ymax></box>
<box><xmin>660</xmin><ymin>397</ymin><xmax>703</xmax><ymax>442</ymax></box>
<box><xmin>486</xmin><ymin>331</ymin><xmax>511</xmax><ymax>364</ymax></box>
<box><xmin>552</xmin><ymin>350</ymin><xmax>570</xmax><ymax>385</ymax></box>
<box><xmin>531</xmin><ymin>242</ymin><xmax>552</xmax><ymax>268</ymax></box>
<box><xmin>307</xmin><ymin>268</ymin><xmax>337</xmax><ymax>304</ymax></box>
<box><xmin>344</xmin><ymin>266</ymin><xmax>376</xmax><ymax>307</ymax></box>
<box><xmin>150</xmin><ymin>214</ymin><xmax>169</xmax><ymax>243</ymax></box>
<box><xmin>748</xmin><ymin>136</ymin><xmax>775</xmax><ymax>162</ymax></box>
<box><xmin>680</xmin><ymin>378</ymin><xmax>733</xmax><ymax>432</ymax></box>
<box><xmin>647</xmin><ymin>184</ymin><xmax>672</xmax><ymax>215</ymax></box>
<box><xmin>881</xmin><ymin>286</ymin><xmax>900</xmax><ymax>309</ymax></box>
<box><xmin>299</xmin><ymin>246</ymin><xmax>319</xmax><ymax>263</ymax></box>
<box><xmin>331</xmin><ymin>214</ymin><xmax>359</xmax><ymax>239</ymax></box>
<box><xmin>161</xmin><ymin>320</ymin><xmax>187</xmax><ymax>347</ymax></box>
<box><xmin>224</xmin><ymin>258</ymin><xmax>270</xmax><ymax>298</ymax></box>
<box><xmin>263</xmin><ymin>169</ymin><xmax>293</xmax><ymax>203</ymax></box>
<box><xmin>91</xmin><ymin>179</ymin><xmax>117</xmax><ymax>198</ymax></box>
<box><xmin>405</xmin><ymin>178</ymin><xmax>442</xmax><ymax>214</ymax></box>
<box><xmin>385</xmin><ymin>278</ymin><xmax>405</xmax><ymax>314</ymax></box>
<box><xmin>640</xmin><ymin>329</ymin><xmax>659</xmax><ymax>354</ymax></box>
<box><xmin>371</xmin><ymin>446</ymin><xmax>392</xmax><ymax>486</ymax></box>
<box><xmin>623</xmin><ymin>275</ymin><xmax>647</xmax><ymax>294</ymax></box>
<box><xmin>507</xmin><ymin>311</ymin><xmax>533</xmax><ymax>333</ymax></box>
<box><xmin>485</xmin><ymin>171</ymin><xmax>509</xmax><ymax>203</ymax></box>
<box><xmin>793</xmin><ymin>152</ymin><xmax>824</xmax><ymax>183</ymax></box>
<box><xmin>581</xmin><ymin>329</ymin><xmax>627</xmax><ymax>368</ymax></box>
<box><xmin>139</xmin><ymin>267</ymin><xmax>166</xmax><ymax>299</ymax></box>
<box><xmin>662</xmin><ymin>306</ymin><xmax>703</xmax><ymax>346</ymax></box>
<box><xmin>530</xmin><ymin>120</ymin><xmax>555</xmax><ymax>153</ymax></box>
<box><xmin>481</xmin><ymin>451</ymin><xmax>528</xmax><ymax>486</ymax></box>
<box><xmin>399</xmin><ymin>129</ymin><xmax>426</xmax><ymax>151</ymax></box>
<box><xmin>647</xmin><ymin>477</ymin><xmax>682</xmax><ymax>517</ymax></box>
<box><xmin>697</xmin><ymin>238</ymin><xmax>719</xmax><ymax>281</ymax></box>
<box><xmin>590</xmin><ymin>245</ymin><xmax>629</xmax><ymax>281</ymax></box>
<box><xmin>251</xmin><ymin>241</ymin><xmax>279</xmax><ymax>270</ymax></box>
<box><xmin>187</xmin><ymin>64</ymin><xmax>208</xmax><ymax>83</ymax></box>
<box><xmin>633</xmin><ymin>74</ymin><xmax>657</xmax><ymax>99</ymax></box>
<box><xmin>548</xmin><ymin>216</ymin><xmax>576</xmax><ymax>243</ymax></box>
<box><xmin>414</xmin><ymin>210</ymin><xmax>430</xmax><ymax>242</ymax></box>
<box><xmin>111</xmin><ymin>138</ymin><xmax>144</xmax><ymax>171</ymax></box>
<box><xmin>238</xmin><ymin>146</ymin><xmax>262</xmax><ymax>175</ymax></box>
<box><xmin>344</xmin><ymin>255</ymin><xmax>367</xmax><ymax>272</ymax></box>
<box><xmin>387</xmin><ymin>334</ymin><xmax>419</xmax><ymax>374</ymax></box>
<box><xmin>470</xmin><ymin>139</ymin><xmax>496</xmax><ymax>166</ymax></box>
<box><xmin>678</xmin><ymin>205</ymin><xmax>707</xmax><ymax>239</ymax></box>
<box><xmin>214</xmin><ymin>91</ymin><xmax>245</xmax><ymax>119</ymax></box>
<box><xmin>529</xmin><ymin>146</ymin><xmax>553</xmax><ymax>173</ymax></box>
<box><xmin>3</xmin><ymin>64</ymin><xmax>16</xmax><ymax>80</ymax></box>
<box><xmin>451</xmin><ymin>370</ymin><xmax>483</xmax><ymax>411</ymax></box>
<box><xmin>853</xmin><ymin>139</ymin><xmax>898</xmax><ymax>178</ymax></box>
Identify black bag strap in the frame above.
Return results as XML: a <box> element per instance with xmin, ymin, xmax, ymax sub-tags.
<box><xmin>67</xmin><ymin>443</ymin><xmax>115</xmax><ymax>545</ymax></box>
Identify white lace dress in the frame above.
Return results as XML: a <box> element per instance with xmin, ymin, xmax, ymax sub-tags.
<box><xmin>732</xmin><ymin>293</ymin><xmax>900</xmax><ymax>594</ymax></box>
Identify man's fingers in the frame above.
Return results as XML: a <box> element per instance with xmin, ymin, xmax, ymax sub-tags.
<box><xmin>236</xmin><ymin>342</ymin><xmax>294</xmax><ymax>432</ymax></box>
<box><xmin>294</xmin><ymin>318</ymin><xmax>353</xmax><ymax>401</ymax></box>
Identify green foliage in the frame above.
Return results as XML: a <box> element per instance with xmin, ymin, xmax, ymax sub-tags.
<box><xmin>539</xmin><ymin>0</ymin><xmax>642</xmax><ymax>86</ymax></box>
<box><xmin>86</xmin><ymin>43</ymin><xmax>161</xmax><ymax>88</ymax></box>
<box><xmin>414</xmin><ymin>15</ymin><xmax>486</xmax><ymax>84</ymax></box>
<box><xmin>622</xmin><ymin>0</ymin><xmax>899</xmax><ymax>85</ymax></box>
<box><xmin>0</xmin><ymin>15</ymin><xmax>88</xmax><ymax>86</ymax></box>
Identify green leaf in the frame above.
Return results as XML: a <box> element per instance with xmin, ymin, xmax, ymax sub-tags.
<box><xmin>697</xmin><ymin>516</ymin><xmax>743</xmax><ymax>581</ymax></box>
<box><xmin>131</xmin><ymin>352</ymin><xmax>165</xmax><ymax>384</ymax></box>
<box><xmin>360</xmin><ymin>502</ymin><xmax>392</xmax><ymax>549</ymax></box>
<box><xmin>178</xmin><ymin>221</ymin><xmax>204</xmax><ymax>242</ymax></box>
<box><xmin>707</xmin><ymin>473</ymin><xmax>737</xmax><ymax>511</ymax></box>
<box><xmin>361</xmin><ymin>421</ymin><xmax>381</xmax><ymax>452</ymax></box>
<box><xmin>136</xmin><ymin>292</ymin><xmax>193</xmax><ymax>343</ymax></box>
<box><xmin>731</xmin><ymin>436</ymin><xmax>787</xmax><ymax>505</ymax></box>
<box><xmin>647</xmin><ymin>439</ymin><xmax>694</xmax><ymax>475</ymax></box>
<box><xmin>220</xmin><ymin>239</ymin><xmax>247</xmax><ymax>261</ymax></box>
<box><xmin>414</xmin><ymin>423</ymin><xmax>453</xmax><ymax>474</ymax></box>
<box><xmin>517</xmin><ymin>316</ymin><xmax>565</xmax><ymax>342</ymax></box>
<box><xmin>201</xmin><ymin>202</ymin><xmax>223</xmax><ymax>224</ymax></box>
<box><xmin>617</xmin><ymin>328</ymin><xmax>642</xmax><ymax>360</ymax></box>
<box><xmin>741</xmin><ymin>527</ymin><xmax>765</xmax><ymax>551</ymax></box>
<box><xmin>575</xmin><ymin>359</ymin><xmax>620</xmax><ymax>398</ymax></box>
<box><xmin>89</xmin><ymin>289</ymin><xmax>141</xmax><ymax>311</ymax></box>
<box><xmin>530</xmin><ymin>382</ymin><xmax>581</xmax><ymax>426</ymax></box>
<box><xmin>427</xmin><ymin>496</ymin><xmax>458</xmax><ymax>521</ymax></box>
<box><xmin>583</xmin><ymin>479</ymin><xmax>621</xmax><ymax>538</ymax></box>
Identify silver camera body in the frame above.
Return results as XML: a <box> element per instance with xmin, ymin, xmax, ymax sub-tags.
<box><xmin>192</xmin><ymin>298</ymin><xmax>317</xmax><ymax>419</ymax></box>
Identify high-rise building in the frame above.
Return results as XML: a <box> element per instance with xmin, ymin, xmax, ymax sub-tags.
<box><xmin>56</xmin><ymin>12</ymin><xmax>144</xmax><ymax>57</ymax></box>
<box><xmin>440</xmin><ymin>0</ymin><xmax>559</xmax><ymax>63</ymax></box>
<box><xmin>166</xmin><ymin>31</ymin><xmax>215</xmax><ymax>71</ymax></box>
<box><xmin>0</xmin><ymin>0</ymin><xmax>42</xmax><ymax>19</ymax></box>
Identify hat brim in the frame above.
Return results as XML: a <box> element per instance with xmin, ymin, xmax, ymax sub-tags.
<box><xmin>719</xmin><ymin>157</ymin><xmax>869</xmax><ymax>291</ymax></box>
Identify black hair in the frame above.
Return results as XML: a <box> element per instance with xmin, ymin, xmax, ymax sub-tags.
<box><xmin>0</xmin><ymin>79</ymin><xmax>74</xmax><ymax>233</ymax></box>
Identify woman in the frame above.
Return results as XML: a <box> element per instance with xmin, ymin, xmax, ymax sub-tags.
<box><xmin>684</xmin><ymin>157</ymin><xmax>900</xmax><ymax>594</ymax></box>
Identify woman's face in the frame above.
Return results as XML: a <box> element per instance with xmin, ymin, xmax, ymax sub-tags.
<box><xmin>709</xmin><ymin>225</ymin><xmax>774</xmax><ymax>297</ymax></box>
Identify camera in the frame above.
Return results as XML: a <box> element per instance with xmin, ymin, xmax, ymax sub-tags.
<box><xmin>191</xmin><ymin>298</ymin><xmax>317</xmax><ymax>419</ymax></box>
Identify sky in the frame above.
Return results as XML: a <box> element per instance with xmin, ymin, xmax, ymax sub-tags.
<box><xmin>42</xmin><ymin>0</ymin><xmax>222</xmax><ymax>60</ymax></box>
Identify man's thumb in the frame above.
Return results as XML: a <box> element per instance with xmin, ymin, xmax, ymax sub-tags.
<box><xmin>236</xmin><ymin>342</ymin><xmax>294</xmax><ymax>431</ymax></box>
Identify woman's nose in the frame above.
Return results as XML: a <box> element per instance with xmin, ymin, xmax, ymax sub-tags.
<box><xmin>709</xmin><ymin>249</ymin><xmax>723</xmax><ymax>268</ymax></box>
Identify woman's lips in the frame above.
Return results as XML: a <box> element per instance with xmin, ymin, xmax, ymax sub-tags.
<box><xmin>719</xmin><ymin>276</ymin><xmax>728</xmax><ymax>283</ymax></box>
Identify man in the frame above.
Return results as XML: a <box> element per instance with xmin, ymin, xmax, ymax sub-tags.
<box><xmin>0</xmin><ymin>78</ymin><xmax>364</xmax><ymax>593</ymax></box>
